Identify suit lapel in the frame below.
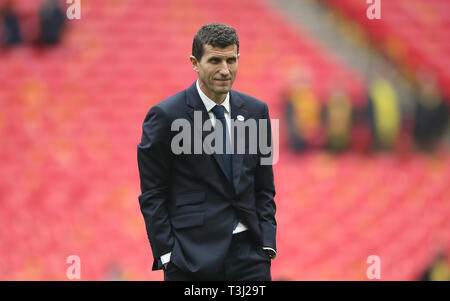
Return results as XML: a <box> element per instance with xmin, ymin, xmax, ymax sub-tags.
<box><xmin>186</xmin><ymin>82</ymin><xmax>211</xmax><ymax>151</ymax></box>
<box><xmin>230</xmin><ymin>91</ymin><xmax>247</xmax><ymax>191</ymax></box>
<box><xmin>185</xmin><ymin>83</ymin><xmax>248</xmax><ymax>191</ymax></box>
<box><xmin>185</xmin><ymin>82</ymin><xmax>230</xmax><ymax>187</ymax></box>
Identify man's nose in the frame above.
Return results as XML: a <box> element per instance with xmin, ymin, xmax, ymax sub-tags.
<box><xmin>219</xmin><ymin>62</ymin><xmax>231</xmax><ymax>76</ymax></box>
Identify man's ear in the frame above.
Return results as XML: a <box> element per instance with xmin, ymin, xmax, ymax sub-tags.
<box><xmin>190</xmin><ymin>55</ymin><xmax>199</xmax><ymax>72</ymax></box>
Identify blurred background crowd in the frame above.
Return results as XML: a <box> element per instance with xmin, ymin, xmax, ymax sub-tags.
<box><xmin>0</xmin><ymin>0</ymin><xmax>449</xmax><ymax>280</ymax></box>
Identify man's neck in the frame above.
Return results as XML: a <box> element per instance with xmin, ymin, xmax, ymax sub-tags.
<box><xmin>198</xmin><ymin>80</ymin><xmax>227</xmax><ymax>104</ymax></box>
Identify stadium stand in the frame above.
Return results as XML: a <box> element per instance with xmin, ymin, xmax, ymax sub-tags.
<box><xmin>323</xmin><ymin>0</ymin><xmax>450</xmax><ymax>99</ymax></box>
<box><xmin>0</xmin><ymin>0</ymin><xmax>449</xmax><ymax>280</ymax></box>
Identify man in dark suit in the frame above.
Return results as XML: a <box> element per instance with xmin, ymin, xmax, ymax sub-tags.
<box><xmin>137</xmin><ymin>23</ymin><xmax>277</xmax><ymax>281</ymax></box>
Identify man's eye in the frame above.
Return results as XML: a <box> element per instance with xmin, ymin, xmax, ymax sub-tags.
<box><xmin>227</xmin><ymin>58</ymin><xmax>236</xmax><ymax>64</ymax></box>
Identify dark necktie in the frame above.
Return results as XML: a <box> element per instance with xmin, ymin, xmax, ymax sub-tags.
<box><xmin>211</xmin><ymin>105</ymin><xmax>233</xmax><ymax>184</ymax></box>
<box><xmin>211</xmin><ymin>105</ymin><xmax>238</xmax><ymax>230</ymax></box>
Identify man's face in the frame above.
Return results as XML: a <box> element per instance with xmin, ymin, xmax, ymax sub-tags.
<box><xmin>190</xmin><ymin>44</ymin><xmax>239</xmax><ymax>103</ymax></box>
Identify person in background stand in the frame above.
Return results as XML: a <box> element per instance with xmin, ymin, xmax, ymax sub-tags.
<box><xmin>324</xmin><ymin>88</ymin><xmax>352</xmax><ymax>152</ymax></box>
<box><xmin>37</xmin><ymin>0</ymin><xmax>65</xmax><ymax>45</ymax></box>
<box><xmin>413</xmin><ymin>72</ymin><xmax>449</xmax><ymax>152</ymax></box>
<box><xmin>0</xmin><ymin>0</ymin><xmax>22</xmax><ymax>47</ymax></box>
<box><xmin>284</xmin><ymin>68</ymin><xmax>323</xmax><ymax>152</ymax></box>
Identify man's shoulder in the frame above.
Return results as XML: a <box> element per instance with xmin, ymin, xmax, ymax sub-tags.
<box><xmin>231</xmin><ymin>89</ymin><xmax>268</xmax><ymax>113</ymax></box>
<box><xmin>145</xmin><ymin>88</ymin><xmax>187</xmax><ymax>119</ymax></box>
<box><xmin>155</xmin><ymin>89</ymin><xmax>187</xmax><ymax>110</ymax></box>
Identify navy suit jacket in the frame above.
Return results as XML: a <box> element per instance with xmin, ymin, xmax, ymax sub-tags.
<box><xmin>137</xmin><ymin>82</ymin><xmax>277</xmax><ymax>276</ymax></box>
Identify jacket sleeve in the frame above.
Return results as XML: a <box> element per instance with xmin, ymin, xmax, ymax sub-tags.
<box><xmin>254</xmin><ymin>103</ymin><xmax>277</xmax><ymax>252</ymax></box>
<box><xmin>137</xmin><ymin>105</ymin><xmax>174</xmax><ymax>270</ymax></box>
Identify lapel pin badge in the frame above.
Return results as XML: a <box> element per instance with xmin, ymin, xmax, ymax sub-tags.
<box><xmin>237</xmin><ymin>115</ymin><xmax>244</xmax><ymax>121</ymax></box>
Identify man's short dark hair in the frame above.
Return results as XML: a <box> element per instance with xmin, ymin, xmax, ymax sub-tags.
<box><xmin>192</xmin><ymin>23</ymin><xmax>239</xmax><ymax>61</ymax></box>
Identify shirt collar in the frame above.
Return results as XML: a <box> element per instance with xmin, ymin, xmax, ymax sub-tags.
<box><xmin>196</xmin><ymin>80</ymin><xmax>230</xmax><ymax>114</ymax></box>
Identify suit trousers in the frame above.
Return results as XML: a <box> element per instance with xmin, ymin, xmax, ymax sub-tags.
<box><xmin>163</xmin><ymin>231</ymin><xmax>272</xmax><ymax>281</ymax></box>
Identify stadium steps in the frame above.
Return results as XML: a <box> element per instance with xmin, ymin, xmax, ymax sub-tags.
<box><xmin>323</xmin><ymin>0</ymin><xmax>450</xmax><ymax>99</ymax></box>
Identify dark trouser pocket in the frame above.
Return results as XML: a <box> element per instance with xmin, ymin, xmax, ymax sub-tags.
<box><xmin>164</xmin><ymin>262</ymin><xmax>193</xmax><ymax>281</ymax></box>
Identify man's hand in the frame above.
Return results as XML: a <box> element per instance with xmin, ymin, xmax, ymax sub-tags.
<box><xmin>262</xmin><ymin>247</ymin><xmax>276</xmax><ymax>259</ymax></box>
